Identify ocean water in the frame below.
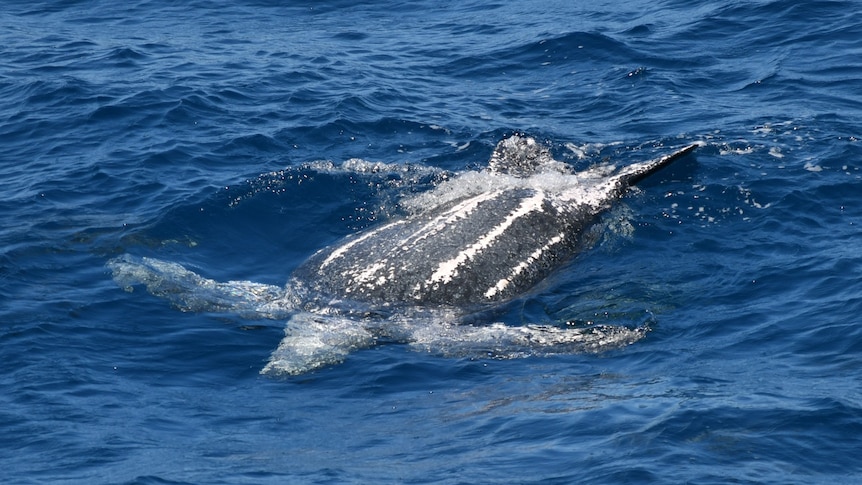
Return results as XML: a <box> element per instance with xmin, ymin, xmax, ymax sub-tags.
<box><xmin>2</xmin><ymin>0</ymin><xmax>862</xmax><ymax>483</ymax></box>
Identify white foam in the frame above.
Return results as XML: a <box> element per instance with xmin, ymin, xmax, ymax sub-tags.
<box><xmin>804</xmin><ymin>161</ymin><xmax>823</xmax><ymax>172</ymax></box>
<box><xmin>564</xmin><ymin>141</ymin><xmax>623</xmax><ymax>159</ymax></box>
<box><xmin>305</xmin><ymin>158</ymin><xmax>442</xmax><ymax>178</ymax></box>
<box><xmin>400</xmin><ymin>163</ymin><xmax>616</xmax><ymax>220</ymax></box>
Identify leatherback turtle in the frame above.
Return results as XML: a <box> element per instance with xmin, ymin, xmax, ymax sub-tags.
<box><xmin>109</xmin><ymin>135</ymin><xmax>696</xmax><ymax>375</ymax></box>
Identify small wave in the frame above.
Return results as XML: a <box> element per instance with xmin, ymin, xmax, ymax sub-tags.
<box><xmin>227</xmin><ymin>156</ymin><xmax>446</xmax><ymax>211</ymax></box>
<box><xmin>304</xmin><ymin>157</ymin><xmax>445</xmax><ymax>178</ymax></box>
<box><xmin>437</xmin><ymin>31</ymin><xmax>636</xmax><ymax>79</ymax></box>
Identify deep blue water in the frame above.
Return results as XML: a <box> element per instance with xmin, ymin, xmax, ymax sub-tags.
<box><xmin>3</xmin><ymin>0</ymin><xmax>862</xmax><ymax>483</ymax></box>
